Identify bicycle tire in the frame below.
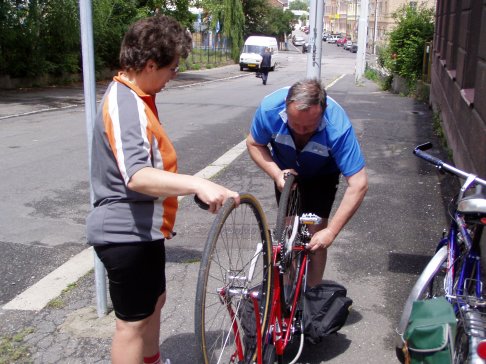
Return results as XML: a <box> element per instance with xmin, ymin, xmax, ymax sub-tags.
<box><xmin>454</xmin><ymin>224</ymin><xmax>485</xmax><ymax>364</ymax></box>
<box><xmin>395</xmin><ymin>245</ymin><xmax>448</xmax><ymax>362</ymax></box>
<box><xmin>275</xmin><ymin>174</ymin><xmax>303</xmax><ymax>314</ymax></box>
<box><xmin>195</xmin><ymin>194</ymin><xmax>273</xmax><ymax>364</ymax></box>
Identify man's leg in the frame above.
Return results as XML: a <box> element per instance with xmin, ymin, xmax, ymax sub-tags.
<box><xmin>306</xmin><ymin>220</ymin><xmax>328</xmax><ymax>287</ymax></box>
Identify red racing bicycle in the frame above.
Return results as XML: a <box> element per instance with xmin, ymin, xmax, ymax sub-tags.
<box><xmin>194</xmin><ymin>174</ymin><xmax>321</xmax><ymax>363</ymax></box>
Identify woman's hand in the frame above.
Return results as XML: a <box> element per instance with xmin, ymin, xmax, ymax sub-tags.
<box><xmin>195</xmin><ymin>179</ymin><xmax>240</xmax><ymax>214</ymax></box>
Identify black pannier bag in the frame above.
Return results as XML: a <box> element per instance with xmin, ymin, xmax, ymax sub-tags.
<box><xmin>303</xmin><ymin>282</ymin><xmax>353</xmax><ymax>343</ymax></box>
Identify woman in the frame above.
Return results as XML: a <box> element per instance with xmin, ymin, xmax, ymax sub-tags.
<box><xmin>86</xmin><ymin>15</ymin><xmax>239</xmax><ymax>364</ymax></box>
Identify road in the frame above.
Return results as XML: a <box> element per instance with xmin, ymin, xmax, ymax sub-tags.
<box><xmin>0</xmin><ymin>42</ymin><xmax>448</xmax><ymax>363</ymax></box>
<box><xmin>0</xmin><ymin>42</ymin><xmax>354</xmax><ymax>306</ymax></box>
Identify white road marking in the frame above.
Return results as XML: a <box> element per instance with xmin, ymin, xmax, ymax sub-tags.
<box><xmin>2</xmin><ymin>140</ymin><xmax>248</xmax><ymax>311</ymax></box>
<box><xmin>2</xmin><ymin>248</ymin><xmax>94</xmax><ymax>311</ymax></box>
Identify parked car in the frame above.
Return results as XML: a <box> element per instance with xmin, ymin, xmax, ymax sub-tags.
<box><xmin>350</xmin><ymin>43</ymin><xmax>358</xmax><ymax>53</ymax></box>
<box><xmin>322</xmin><ymin>32</ymin><xmax>330</xmax><ymax>41</ymax></box>
<box><xmin>336</xmin><ymin>37</ymin><xmax>349</xmax><ymax>47</ymax></box>
<box><xmin>326</xmin><ymin>35</ymin><xmax>340</xmax><ymax>44</ymax></box>
<box><xmin>292</xmin><ymin>35</ymin><xmax>306</xmax><ymax>47</ymax></box>
<box><xmin>343</xmin><ymin>40</ymin><xmax>353</xmax><ymax>50</ymax></box>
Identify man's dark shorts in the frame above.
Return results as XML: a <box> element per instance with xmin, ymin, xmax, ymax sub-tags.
<box><xmin>275</xmin><ymin>173</ymin><xmax>340</xmax><ymax>218</ymax></box>
<box><xmin>94</xmin><ymin>239</ymin><xmax>166</xmax><ymax>322</ymax></box>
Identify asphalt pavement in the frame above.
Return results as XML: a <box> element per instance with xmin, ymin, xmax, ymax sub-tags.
<box><xmin>0</xmin><ymin>54</ymin><xmax>451</xmax><ymax>363</ymax></box>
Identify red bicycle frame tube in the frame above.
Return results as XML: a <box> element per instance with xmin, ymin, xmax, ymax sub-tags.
<box><xmin>250</xmin><ymin>291</ymin><xmax>263</xmax><ymax>364</ymax></box>
<box><xmin>283</xmin><ymin>251</ymin><xmax>307</xmax><ymax>346</ymax></box>
<box><xmin>219</xmin><ymin>289</ymin><xmax>264</xmax><ymax>364</ymax></box>
<box><xmin>218</xmin><ymin>288</ymin><xmax>245</xmax><ymax>362</ymax></box>
<box><xmin>267</xmin><ymin>245</ymin><xmax>308</xmax><ymax>357</ymax></box>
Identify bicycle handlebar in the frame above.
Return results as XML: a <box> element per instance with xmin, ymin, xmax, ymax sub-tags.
<box><xmin>414</xmin><ymin>143</ymin><xmax>486</xmax><ymax>187</ymax></box>
<box><xmin>194</xmin><ymin>195</ymin><xmax>210</xmax><ymax>210</ymax></box>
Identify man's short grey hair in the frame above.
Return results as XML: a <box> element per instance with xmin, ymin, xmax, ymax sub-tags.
<box><xmin>286</xmin><ymin>79</ymin><xmax>327</xmax><ymax>111</ymax></box>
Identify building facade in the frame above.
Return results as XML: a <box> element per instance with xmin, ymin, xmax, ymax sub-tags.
<box><xmin>429</xmin><ymin>0</ymin><xmax>486</xmax><ymax>177</ymax></box>
<box><xmin>324</xmin><ymin>0</ymin><xmax>435</xmax><ymax>47</ymax></box>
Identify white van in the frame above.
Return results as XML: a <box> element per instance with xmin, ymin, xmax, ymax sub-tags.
<box><xmin>239</xmin><ymin>36</ymin><xmax>278</xmax><ymax>71</ymax></box>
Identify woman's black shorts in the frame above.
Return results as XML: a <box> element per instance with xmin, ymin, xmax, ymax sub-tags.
<box><xmin>275</xmin><ymin>173</ymin><xmax>340</xmax><ymax>218</ymax></box>
<box><xmin>94</xmin><ymin>239</ymin><xmax>166</xmax><ymax>322</ymax></box>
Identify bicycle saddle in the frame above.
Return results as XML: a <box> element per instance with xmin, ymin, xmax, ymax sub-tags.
<box><xmin>457</xmin><ymin>194</ymin><xmax>486</xmax><ymax>215</ymax></box>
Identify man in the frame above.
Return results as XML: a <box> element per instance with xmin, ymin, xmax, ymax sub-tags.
<box><xmin>246</xmin><ymin>79</ymin><xmax>368</xmax><ymax>287</ymax></box>
<box><xmin>259</xmin><ymin>47</ymin><xmax>272</xmax><ymax>85</ymax></box>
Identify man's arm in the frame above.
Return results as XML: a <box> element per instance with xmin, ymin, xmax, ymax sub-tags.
<box><xmin>246</xmin><ymin>134</ymin><xmax>295</xmax><ymax>191</ymax></box>
<box><xmin>308</xmin><ymin>167</ymin><xmax>368</xmax><ymax>251</ymax></box>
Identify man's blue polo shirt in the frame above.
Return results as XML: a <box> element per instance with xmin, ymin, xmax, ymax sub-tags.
<box><xmin>250</xmin><ymin>87</ymin><xmax>365</xmax><ymax>178</ymax></box>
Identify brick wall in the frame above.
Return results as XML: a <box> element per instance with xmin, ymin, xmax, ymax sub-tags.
<box><xmin>430</xmin><ymin>0</ymin><xmax>486</xmax><ymax>178</ymax></box>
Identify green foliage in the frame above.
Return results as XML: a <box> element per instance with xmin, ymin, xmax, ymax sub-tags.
<box><xmin>241</xmin><ymin>0</ymin><xmax>269</xmax><ymax>37</ymax></box>
<box><xmin>0</xmin><ymin>328</ymin><xmax>34</xmax><ymax>364</ymax></box>
<box><xmin>0</xmin><ymin>0</ymin><xmax>81</xmax><ymax>78</ymax></box>
<box><xmin>222</xmin><ymin>0</ymin><xmax>245</xmax><ymax>62</ymax></box>
<box><xmin>147</xmin><ymin>0</ymin><xmax>196</xmax><ymax>30</ymax></box>
<box><xmin>381</xmin><ymin>4</ymin><xmax>434</xmax><ymax>82</ymax></box>
<box><xmin>265</xmin><ymin>8</ymin><xmax>294</xmax><ymax>39</ymax></box>
<box><xmin>289</xmin><ymin>0</ymin><xmax>308</xmax><ymax>11</ymax></box>
<box><xmin>364</xmin><ymin>66</ymin><xmax>392</xmax><ymax>91</ymax></box>
<box><xmin>240</xmin><ymin>0</ymin><xmax>292</xmax><ymax>39</ymax></box>
<box><xmin>92</xmin><ymin>0</ymin><xmax>143</xmax><ymax>70</ymax></box>
<box><xmin>0</xmin><ymin>0</ymin><xmax>238</xmax><ymax>82</ymax></box>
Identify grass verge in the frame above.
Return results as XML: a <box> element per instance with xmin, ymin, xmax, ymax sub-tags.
<box><xmin>0</xmin><ymin>328</ymin><xmax>34</xmax><ymax>364</ymax></box>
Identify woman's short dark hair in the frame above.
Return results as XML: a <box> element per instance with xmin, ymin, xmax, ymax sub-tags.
<box><xmin>286</xmin><ymin>79</ymin><xmax>327</xmax><ymax>111</ymax></box>
<box><xmin>119</xmin><ymin>15</ymin><xmax>192</xmax><ymax>72</ymax></box>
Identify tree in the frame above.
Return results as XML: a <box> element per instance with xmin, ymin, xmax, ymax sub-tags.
<box><xmin>241</xmin><ymin>0</ymin><xmax>270</xmax><ymax>38</ymax></box>
<box><xmin>265</xmin><ymin>8</ymin><xmax>293</xmax><ymax>40</ymax></box>
<box><xmin>381</xmin><ymin>4</ymin><xmax>434</xmax><ymax>82</ymax></box>
<box><xmin>92</xmin><ymin>0</ymin><xmax>143</xmax><ymax>70</ymax></box>
<box><xmin>289</xmin><ymin>0</ymin><xmax>308</xmax><ymax>11</ymax></box>
<box><xmin>222</xmin><ymin>0</ymin><xmax>245</xmax><ymax>61</ymax></box>
<box><xmin>144</xmin><ymin>0</ymin><xmax>196</xmax><ymax>30</ymax></box>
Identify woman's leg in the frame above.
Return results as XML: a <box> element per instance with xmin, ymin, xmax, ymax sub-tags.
<box><xmin>112</xmin><ymin>292</ymin><xmax>167</xmax><ymax>364</ymax></box>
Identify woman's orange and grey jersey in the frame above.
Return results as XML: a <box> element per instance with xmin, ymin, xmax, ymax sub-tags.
<box><xmin>86</xmin><ymin>75</ymin><xmax>178</xmax><ymax>245</ymax></box>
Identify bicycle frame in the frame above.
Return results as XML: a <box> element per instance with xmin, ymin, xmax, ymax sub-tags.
<box><xmin>265</xmin><ymin>244</ymin><xmax>308</xmax><ymax>359</ymax></box>
<box><xmin>219</xmin><ymin>220</ymin><xmax>312</xmax><ymax>364</ymax></box>
<box><xmin>436</xmin><ymin>212</ymin><xmax>482</xmax><ymax>308</ymax></box>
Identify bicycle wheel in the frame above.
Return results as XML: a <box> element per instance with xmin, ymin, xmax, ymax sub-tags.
<box><xmin>195</xmin><ymin>194</ymin><xmax>273</xmax><ymax>364</ymax></box>
<box><xmin>395</xmin><ymin>245</ymin><xmax>448</xmax><ymax>362</ymax></box>
<box><xmin>275</xmin><ymin>174</ymin><xmax>303</xmax><ymax>314</ymax></box>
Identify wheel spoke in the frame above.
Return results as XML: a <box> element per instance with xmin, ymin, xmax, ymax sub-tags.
<box><xmin>195</xmin><ymin>195</ymin><xmax>273</xmax><ymax>363</ymax></box>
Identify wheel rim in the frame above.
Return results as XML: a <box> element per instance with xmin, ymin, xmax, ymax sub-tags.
<box><xmin>275</xmin><ymin>175</ymin><xmax>303</xmax><ymax>313</ymax></box>
<box><xmin>197</xmin><ymin>196</ymin><xmax>272</xmax><ymax>364</ymax></box>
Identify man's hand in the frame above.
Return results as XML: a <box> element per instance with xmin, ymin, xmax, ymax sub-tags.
<box><xmin>307</xmin><ymin>227</ymin><xmax>337</xmax><ymax>251</ymax></box>
<box><xmin>276</xmin><ymin>169</ymin><xmax>298</xmax><ymax>191</ymax></box>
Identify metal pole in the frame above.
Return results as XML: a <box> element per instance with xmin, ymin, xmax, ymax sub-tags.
<box><xmin>306</xmin><ymin>0</ymin><xmax>324</xmax><ymax>79</ymax></box>
<box><xmin>355</xmin><ymin>0</ymin><xmax>369</xmax><ymax>82</ymax></box>
<box><xmin>79</xmin><ymin>0</ymin><xmax>108</xmax><ymax>317</ymax></box>
<box><xmin>373</xmin><ymin>0</ymin><xmax>378</xmax><ymax>54</ymax></box>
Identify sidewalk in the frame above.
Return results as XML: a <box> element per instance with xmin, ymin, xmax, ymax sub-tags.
<box><xmin>0</xmin><ymin>64</ymin><xmax>251</xmax><ymax>120</ymax></box>
<box><xmin>0</xmin><ymin>69</ymin><xmax>444</xmax><ymax>363</ymax></box>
